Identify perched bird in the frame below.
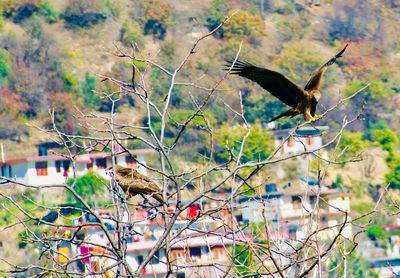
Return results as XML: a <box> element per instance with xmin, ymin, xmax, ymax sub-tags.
<box><xmin>107</xmin><ymin>165</ymin><xmax>164</xmax><ymax>203</ymax></box>
<box><xmin>225</xmin><ymin>44</ymin><xmax>348</xmax><ymax>122</ymax></box>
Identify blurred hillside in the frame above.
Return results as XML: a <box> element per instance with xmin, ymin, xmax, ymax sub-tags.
<box><xmin>0</xmin><ymin>0</ymin><xmax>398</xmax><ymax>176</ymax></box>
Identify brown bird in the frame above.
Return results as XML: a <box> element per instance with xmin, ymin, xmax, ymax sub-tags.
<box><xmin>225</xmin><ymin>44</ymin><xmax>348</xmax><ymax>122</ymax></box>
<box><xmin>107</xmin><ymin>165</ymin><xmax>164</xmax><ymax>203</ymax></box>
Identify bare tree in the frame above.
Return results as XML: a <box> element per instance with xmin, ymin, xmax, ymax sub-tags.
<box><xmin>0</xmin><ymin>13</ymin><xmax>381</xmax><ymax>278</ymax></box>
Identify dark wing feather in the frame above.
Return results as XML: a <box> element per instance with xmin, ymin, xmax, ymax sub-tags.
<box><xmin>225</xmin><ymin>59</ymin><xmax>306</xmax><ymax>108</ymax></box>
<box><xmin>304</xmin><ymin>44</ymin><xmax>348</xmax><ymax>92</ymax></box>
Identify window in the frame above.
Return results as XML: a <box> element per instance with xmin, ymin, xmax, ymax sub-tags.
<box><xmin>8</xmin><ymin>165</ymin><xmax>12</xmax><ymax>177</ymax></box>
<box><xmin>63</xmin><ymin>160</ymin><xmax>70</xmax><ymax>171</ymax></box>
<box><xmin>137</xmin><ymin>255</ymin><xmax>144</xmax><ymax>264</ymax></box>
<box><xmin>190</xmin><ymin>247</ymin><xmax>201</xmax><ymax>258</ymax></box>
<box><xmin>309</xmin><ymin>195</ymin><xmax>317</xmax><ymax>206</ymax></box>
<box><xmin>35</xmin><ymin>161</ymin><xmax>48</xmax><ymax>176</ymax></box>
<box><xmin>55</xmin><ymin>160</ymin><xmax>62</xmax><ymax>173</ymax></box>
<box><xmin>151</xmin><ymin>250</ymin><xmax>160</xmax><ymax>264</ymax></box>
<box><xmin>96</xmin><ymin>158</ymin><xmax>107</xmax><ymax>169</ymax></box>
<box><xmin>1</xmin><ymin>166</ymin><xmax>5</xmax><ymax>177</ymax></box>
<box><xmin>288</xmin><ymin>225</ymin><xmax>297</xmax><ymax>239</ymax></box>
<box><xmin>306</xmin><ymin>136</ymin><xmax>314</xmax><ymax>146</ymax></box>
<box><xmin>287</xmin><ymin>137</ymin><xmax>294</xmax><ymax>147</ymax></box>
<box><xmin>211</xmin><ymin>247</ymin><xmax>224</xmax><ymax>260</ymax></box>
<box><xmin>125</xmin><ymin>155</ymin><xmax>137</xmax><ymax>168</ymax></box>
<box><xmin>171</xmin><ymin>249</ymin><xmax>186</xmax><ymax>262</ymax></box>
<box><xmin>292</xmin><ymin>196</ymin><xmax>302</xmax><ymax>209</ymax></box>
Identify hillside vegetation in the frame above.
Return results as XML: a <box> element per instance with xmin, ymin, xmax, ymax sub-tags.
<box><xmin>0</xmin><ymin>0</ymin><xmax>399</xmax><ymax>187</ymax></box>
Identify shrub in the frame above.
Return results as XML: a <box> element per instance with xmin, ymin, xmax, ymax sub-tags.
<box><xmin>386</xmin><ymin>156</ymin><xmax>400</xmax><ymax>189</ymax></box>
<box><xmin>13</xmin><ymin>3</ymin><xmax>39</xmax><ymax>23</ymax></box>
<box><xmin>337</xmin><ymin>131</ymin><xmax>375</xmax><ymax>162</ymax></box>
<box><xmin>61</xmin><ymin>1</ymin><xmax>108</xmax><ymax>28</ymax></box>
<box><xmin>80</xmin><ymin>72</ymin><xmax>101</xmax><ymax>109</ymax></box>
<box><xmin>62</xmin><ymin>72</ymin><xmax>78</xmax><ymax>92</ymax></box>
<box><xmin>0</xmin><ymin>0</ymin><xmax>18</xmax><ymax>17</ymax></box>
<box><xmin>0</xmin><ymin>9</ymin><xmax>4</xmax><ymax>30</ymax></box>
<box><xmin>215</xmin><ymin>121</ymin><xmax>274</xmax><ymax>163</ymax></box>
<box><xmin>143</xmin><ymin>0</ymin><xmax>171</xmax><ymax>40</ymax></box>
<box><xmin>0</xmin><ymin>48</ymin><xmax>11</xmax><ymax>86</ymax></box>
<box><xmin>367</xmin><ymin>225</ymin><xmax>387</xmax><ymax>241</ymax></box>
<box><xmin>205</xmin><ymin>0</ymin><xmax>227</xmax><ymax>38</ymax></box>
<box><xmin>66</xmin><ymin>172</ymin><xmax>107</xmax><ymax>207</ymax></box>
<box><xmin>120</xmin><ymin>20</ymin><xmax>143</xmax><ymax>46</ymax></box>
<box><xmin>39</xmin><ymin>1</ymin><xmax>58</xmax><ymax>23</ymax></box>
<box><xmin>223</xmin><ymin>10</ymin><xmax>265</xmax><ymax>46</ymax></box>
<box><xmin>61</xmin><ymin>9</ymin><xmax>107</xmax><ymax>28</ymax></box>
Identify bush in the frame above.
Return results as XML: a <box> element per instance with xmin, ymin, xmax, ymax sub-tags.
<box><xmin>222</xmin><ymin>10</ymin><xmax>265</xmax><ymax>46</ymax></box>
<box><xmin>62</xmin><ymin>72</ymin><xmax>78</xmax><ymax>92</ymax></box>
<box><xmin>80</xmin><ymin>72</ymin><xmax>101</xmax><ymax>109</ymax></box>
<box><xmin>61</xmin><ymin>1</ymin><xmax>108</xmax><ymax>28</ymax></box>
<box><xmin>61</xmin><ymin>9</ymin><xmax>107</xmax><ymax>28</ymax></box>
<box><xmin>367</xmin><ymin>225</ymin><xmax>387</xmax><ymax>241</ymax></box>
<box><xmin>39</xmin><ymin>1</ymin><xmax>58</xmax><ymax>23</ymax></box>
<box><xmin>120</xmin><ymin>20</ymin><xmax>144</xmax><ymax>46</ymax></box>
<box><xmin>143</xmin><ymin>0</ymin><xmax>171</xmax><ymax>40</ymax></box>
<box><xmin>386</xmin><ymin>156</ymin><xmax>400</xmax><ymax>189</ymax></box>
<box><xmin>0</xmin><ymin>48</ymin><xmax>11</xmax><ymax>86</ymax></box>
<box><xmin>66</xmin><ymin>173</ymin><xmax>107</xmax><ymax>207</ymax></box>
<box><xmin>215</xmin><ymin>121</ymin><xmax>274</xmax><ymax>163</ymax></box>
<box><xmin>205</xmin><ymin>0</ymin><xmax>227</xmax><ymax>38</ymax></box>
<box><xmin>102</xmin><ymin>0</ymin><xmax>121</xmax><ymax>18</ymax></box>
<box><xmin>13</xmin><ymin>3</ymin><xmax>39</xmax><ymax>23</ymax></box>
<box><xmin>0</xmin><ymin>0</ymin><xmax>18</xmax><ymax>17</ymax></box>
<box><xmin>0</xmin><ymin>9</ymin><xmax>4</xmax><ymax>30</ymax></box>
<box><xmin>337</xmin><ymin>131</ymin><xmax>375</xmax><ymax>162</ymax></box>
<box><xmin>44</xmin><ymin>92</ymin><xmax>82</xmax><ymax>134</ymax></box>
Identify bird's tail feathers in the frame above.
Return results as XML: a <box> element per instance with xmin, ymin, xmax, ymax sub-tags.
<box><xmin>152</xmin><ymin>193</ymin><xmax>165</xmax><ymax>204</ymax></box>
<box><xmin>268</xmin><ymin>109</ymin><xmax>298</xmax><ymax>122</ymax></box>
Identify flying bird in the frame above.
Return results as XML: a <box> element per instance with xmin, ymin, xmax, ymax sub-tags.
<box><xmin>225</xmin><ymin>44</ymin><xmax>348</xmax><ymax>122</ymax></box>
<box><xmin>108</xmin><ymin>165</ymin><xmax>164</xmax><ymax>203</ymax></box>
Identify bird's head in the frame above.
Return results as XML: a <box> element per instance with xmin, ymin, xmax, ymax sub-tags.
<box><xmin>106</xmin><ymin>164</ymin><xmax>138</xmax><ymax>175</ymax></box>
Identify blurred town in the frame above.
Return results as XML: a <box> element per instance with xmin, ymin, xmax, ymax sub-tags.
<box><xmin>1</xmin><ymin>126</ymin><xmax>397</xmax><ymax>277</ymax></box>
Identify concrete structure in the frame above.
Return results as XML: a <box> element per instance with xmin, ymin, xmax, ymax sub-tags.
<box><xmin>238</xmin><ymin>181</ymin><xmax>352</xmax><ymax>241</ymax></box>
<box><xmin>61</xmin><ymin>212</ymin><xmax>236</xmax><ymax>278</ymax></box>
<box><xmin>273</xmin><ymin>126</ymin><xmax>329</xmax><ymax>157</ymax></box>
<box><xmin>0</xmin><ymin>149</ymin><xmax>154</xmax><ymax>186</ymax></box>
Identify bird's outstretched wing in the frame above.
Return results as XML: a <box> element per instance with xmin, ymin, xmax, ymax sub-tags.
<box><xmin>225</xmin><ymin>59</ymin><xmax>306</xmax><ymax>108</ymax></box>
<box><xmin>304</xmin><ymin>44</ymin><xmax>348</xmax><ymax>92</ymax></box>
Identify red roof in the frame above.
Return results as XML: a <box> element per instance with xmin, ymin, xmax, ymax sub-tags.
<box><xmin>0</xmin><ymin>149</ymin><xmax>156</xmax><ymax>166</ymax></box>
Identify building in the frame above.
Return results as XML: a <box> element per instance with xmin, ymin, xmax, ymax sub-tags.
<box><xmin>58</xmin><ymin>208</ymin><xmax>236</xmax><ymax>278</ymax></box>
<box><xmin>0</xmin><ymin>149</ymin><xmax>154</xmax><ymax>186</ymax></box>
<box><xmin>273</xmin><ymin>126</ymin><xmax>329</xmax><ymax>157</ymax></box>
<box><xmin>238</xmin><ymin>180</ymin><xmax>352</xmax><ymax>241</ymax></box>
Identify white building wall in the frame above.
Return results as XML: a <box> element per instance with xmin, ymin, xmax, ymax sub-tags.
<box><xmin>328</xmin><ymin>196</ymin><xmax>350</xmax><ymax>212</ymax></box>
<box><xmin>4</xmin><ymin>154</ymin><xmax>149</xmax><ymax>186</ymax></box>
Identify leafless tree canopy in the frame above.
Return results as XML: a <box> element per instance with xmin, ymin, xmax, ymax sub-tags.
<box><xmin>0</xmin><ymin>14</ymin><xmax>382</xmax><ymax>278</ymax></box>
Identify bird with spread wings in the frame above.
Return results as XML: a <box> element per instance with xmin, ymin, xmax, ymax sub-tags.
<box><xmin>107</xmin><ymin>165</ymin><xmax>164</xmax><ymax>204</ymax></box>
<box><xmin>225</xmin><ymin>44</ymin><xmax>348</xmax><ymax>122</ymax></box>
